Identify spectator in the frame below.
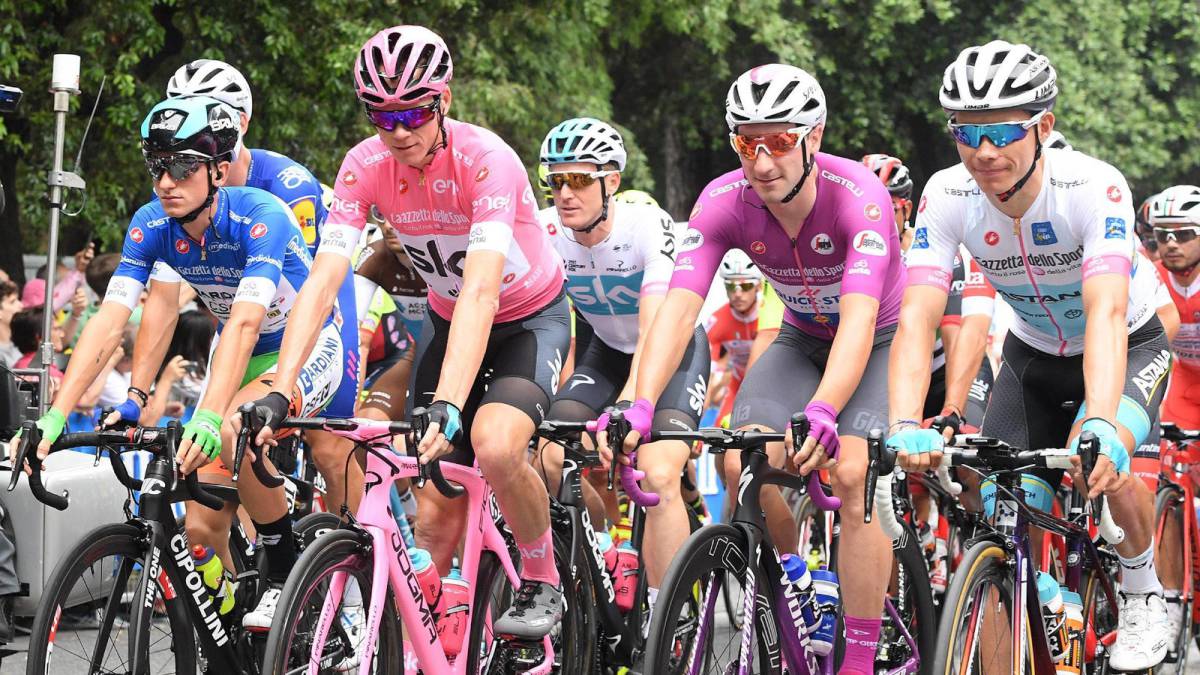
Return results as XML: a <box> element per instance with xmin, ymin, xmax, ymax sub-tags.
<box><xmin>96</xmin><ymin>329</ymin><xmax>135</xmax><ymax>408</ymax></box>
<box><xmin>0</xmin><ymin>282</ymin><xmax>21</xmax><ymax>368</ymax></box>
<box><xmin>11</xmin><ymin>308</ymin><xmax>66</xmax><ymax>401</ymax></box>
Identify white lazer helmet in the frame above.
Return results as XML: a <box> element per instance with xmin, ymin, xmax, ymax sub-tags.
<box><xmin>718</xmin><ymin>249</ymin><xmax>762</xmax><ymax>280</ymax></box>
<box><xmin>725</xmin><ymin>64</ymin><xmax>826</xmax><ymax>132</ymax></box>
<box><xmin>940</xmin><ymin>40</ymin><xmax>1057</xmax><ymax>113</ymax></box>
<box><xmin>167</xmin><ymin>59</ymin><xmax>253</xmax><ymax>119</ymax></box>
<box><xmin>1148</xmin><ymin>185</ymin><xmax>1200</xmax><ymax>226</ymax></box>
<box><xmin>540</xmin><ymin>117</ymin><xmax>627</xmax><ymax>171</ymax></box>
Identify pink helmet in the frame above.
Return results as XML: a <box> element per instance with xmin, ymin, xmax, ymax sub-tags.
<box><xmin>354</xmin><ymin>25</ymin><xmax>453</xmax><ymax>107</ymax></box>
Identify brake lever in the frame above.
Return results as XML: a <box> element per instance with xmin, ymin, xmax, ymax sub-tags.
<box><xmin>8</xmin><ymin>421</ymin><xmax>38</xmax><ymax>493</ymax></box>
<box><xmin>411</xmin><ymin>407</ymin><xmax>431</xmax><ymax>488</ymax></box>
<box><xmin>1077</xmin><ymin>431</ymin><xmax>1101</xmax><ymax>528</ymax></box>
<box><xmin>787</xmin><ymin>411</ymin><xmax>810</xmax><ymax>469</ymax></box>
<box><xmin>865</xmin><ymin>430</ymin><xmax>881</xmax><ymax>523</ymax></box>
<box><xmin>605</xmin><ymin>411</ymin><xmax>632</xmax><ymax>491</ymax></box>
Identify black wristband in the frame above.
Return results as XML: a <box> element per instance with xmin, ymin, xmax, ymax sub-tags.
<box><xmin>127</xmin><ymin>387</ymin><xmax>149</xmax><ymax>406</ymax></box>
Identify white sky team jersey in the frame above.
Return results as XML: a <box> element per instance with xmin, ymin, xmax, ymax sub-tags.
<box><xmin>907</xmin><ymin>148</ymin><xmax>1158</xmax><ymax>356</ymax></box>
<box><xmin>538</xmin><ymin>202</ymin><xmax>676</xmax><ymax>353</ymax></box>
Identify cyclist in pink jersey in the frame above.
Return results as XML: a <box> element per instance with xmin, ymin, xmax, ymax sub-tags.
<box><xmin>244</xmin><ymin>25</ymin><xmax>569</xmax><ymax>636</ymax></box>
<box><xmin>599</xmin><ymin>64</ymin><xmax>905</xmax><ymax>674</ymax></box>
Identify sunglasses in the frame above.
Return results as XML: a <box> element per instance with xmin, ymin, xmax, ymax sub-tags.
<box><xmin>948</xmin><ymin>110</ymin><xmax>1046</xmax><ymax>149</ymax></box>
<box><xmin>145</xmin><ymin>154</ymin><xmax>208</xmax><ymax>182</ymax></box>
<box><xmin>1154</xmin><ymin>225</ymin><xmax>1200</xmax><ymax>245</ymax></box>
<box><xmin>725</xmin><ymin>280</ymin><xmax>758</xmax><ymax>293</ymax></box>
<box><xmin>729</xmin><ymin>126</ymin><xmax>812</xmax><ymax>161</ymax></box>
<box><xmin>546</xmin><ymin>170</ymin><xmax>615</xmax><ymax>191</ymax></box>
<box><xmin>365</xmin><ymin>97</ymin><xmax>441</xmax><ymax>132</ymax></box>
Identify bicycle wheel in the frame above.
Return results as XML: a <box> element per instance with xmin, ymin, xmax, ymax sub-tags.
<box><xmin>879</xmin><ymin>526</ymin><xmax>938</xmax><ymax>675</ymax></box>
<box><xmin>552</xmin><ymin>528</ymin><xmax>598</xmax><ymax>672</ymax></box>
<box><xmin>932</xmin><ymin>540</ymin><xmax>1031</xmax><ymax>674</ymax></box>
<box><xmin>261</xmin><ymin>529</ymin><xmax>402</xmax><ymax>675</ymax></box>
<box><xmin>1155</xmin><ymin>485</ymin><xmax>1194</xmax><ymax>673</ymax></box>
<box><xmin>26</xmin><ymin>523</ymin><xmax>197</xmax><ymax>675</ymax></box>
<box><xmin>644</xmin><ymin>524</ymin><xmax>778</xmax><ymax>674</ymax></box>
<box><xmin>294</xmin><ymin>511</ymin><xmax>342</xmax><ymax>549</ymax></box>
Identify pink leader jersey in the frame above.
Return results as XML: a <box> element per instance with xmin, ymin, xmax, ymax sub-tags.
<box><xmin>672</xmin><ymin>153</ymin><xmax>905</xmax><ymax>339</ymax></box>
<box><xmin>320</xmin><ymin>119</ymin><xmax>564</xmax><ymax>323</ymax></box>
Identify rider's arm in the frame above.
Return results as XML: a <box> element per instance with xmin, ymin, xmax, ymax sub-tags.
<box><xmin>619</xmin><ymin>207</ymin><xmax>679</xmax><ymax>401</ymax></box>
<box><xmin>618</xmin><ymin>292</ymin><xmax>666</xmax><ymax>402</ymax></box>
<box><xmin>1159</xmin><ymin>300</ymin><xmax>1180</xmax><ymax>343</ymax></box>
<box><xmin>1081</xmin><ymin>273</ymin><xmax>1129</xmax><ymax>423</ymax></box>
<box><xmin>633</xmin><ymin>288</ymin><xmax>707</xmax><ymax>403</ymax></box>
<box><xmin>194</xmin><ymin>300</ymin><xmax>268</xmax><ymax>415</ymax></box>
<box><xmin>434</xmin><ymin>249</ymin><xmax>503</xmax><ymax>406</ymax></box>
<box><xmin>129</xmin><ymin>272</ymin><xmax>182</xmax><ymax>395</ymax></box>
<box><xmin>942</xmin><ymin>258</ymin><xmax>995</xmax><ymax>416</ymax></box>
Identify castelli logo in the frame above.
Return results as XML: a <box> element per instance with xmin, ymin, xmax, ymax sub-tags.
<box><xmin>546</xmin><ymin>221</ymin><xmax>557</xmax><ymax>236</ymax></box>
<box><xmin>750</xmin><ymin>240</ymin><xmax>767</xmax><ymax>254</ymax></box>
<box><xmin>175</xmin><ymin>239</ymin><xmax>190</xmax><ymax>255</ymax></box>
<box><xmin>130</xmin><ymin>227</ymin><xmax>144</xmax><ymax>244</ymax></box>
<box><xmin>1106</xmin><ymin>185</ymin><xmax>1121</xmax><ymax>203</ymax></box>
<box><xmin>476</xmin><ymin>166</ymin><xmax>490</xmax><ymax>183</ymax></box>
<box><xmin>398</xmin><ymin>178</ymin><xmax>409</xmax><ymax>195</ymax></box>
<box><xmin>502</xmin><ymin>272</ymin><xmax>516</xmax><ymax>284</ymax></box>
<box><xmin>918</xmin><ymin>195</ymin><xmax>927</xmax><ymax>213</ymax></box>
<box><xmin>250</xmin><ymin>223</ymin><xmax>268</xmax><ymax>239</ymax></box>
<box><xmin>864</xmin><ymin>203</ymin><xmax>882</xmax><ymax>221</ymax></box>
<box><xmin>984</xmin><ymin>231</ymin><xmax>1000</xmax><ymax>246</ymax></box>
<box><xmin>690</xmin><ymin>202</ymin><xmax>703</xmax><ymax>220</ymax></box>
<box><xmin>342</xmin><ymin>171</ymin><xmax>357</xmax><ymax>186</ymax></box>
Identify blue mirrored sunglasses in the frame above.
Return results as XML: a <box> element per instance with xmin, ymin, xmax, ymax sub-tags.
<box><xmin>947</xmin><ymin>111</ymin><xmax>1046</xmax><ymax>149</ymax></box>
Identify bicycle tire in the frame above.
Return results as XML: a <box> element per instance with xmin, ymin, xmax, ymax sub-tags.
<box><xmin>294</xmin><ymin>510</ymin><xmax>342</xmax><ymax>549</ymax></box>
<box><xmin>261</xmin><ymin>529</ymin><xmax>402</xmax><ymax>675</ymax></box>
<box><xmin>932</xmin><ymin>539</ymin><xmax>1030</xmax><ymax>674</ymax></box>
<box><xmin>884</xmin><ymin>525</ymin><xmax>938</xmax><ymax>675</ymax></box>
<box><xmin>1153</xmin><ymin>484</ymin><xmax>1192</xmax><ymax>673</ymax></box>
<box><xmin>552</xmin><ymin>527</ymin><xmax>598</xmax><ymax>672</ymax></box>
<box><xmin>26</xmin><ymin>523</ymin><xmax>197</xmax><ymax>675</ymax></box>
<box><xmin>644</xmin><ymin>524</ymin><xmax>779</xmax><ymax>674</ymax></box>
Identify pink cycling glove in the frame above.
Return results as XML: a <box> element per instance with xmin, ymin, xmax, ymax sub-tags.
<box><xmin>594</xmin><ymin>398</ymin><xmax>656</xmax><ymax>443</ymax></box>
<box><xmin>803</xmin><ymin>400</ymin><xmax>840</xmax><ymax>461</ymax></box>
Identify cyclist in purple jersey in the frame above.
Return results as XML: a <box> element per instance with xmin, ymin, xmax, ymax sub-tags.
<box><xmin>599</xmin><ymin>64</ymin><xmax>904</xmax><ymax>674</ymax></box>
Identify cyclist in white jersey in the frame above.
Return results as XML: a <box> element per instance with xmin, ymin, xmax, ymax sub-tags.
<box><xmin>887</xmin><ymin>40</ymin><xmax>1170</xmax><ymax>670</ymax></box>
<box><xmin>532</xmin><ymin>118</ymin><xmax>709</xmax><ymax>616</ymax></box>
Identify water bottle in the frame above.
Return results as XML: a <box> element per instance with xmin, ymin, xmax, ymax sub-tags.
<box><xmin>390</xmin><ymin>488</ymin><xmax>417</xmax><ymax>549</ymax></box>
<box><xmin>191</xmin><ymin>546</ymin><xmax>235</xmax><ymax>615</ymax></box>
<box><xmin>596</xmin><ymin>531</ymin><xmax>619</xmax><ymax>582</ymax></box>
<box><xmin>410</xmin><ymin>548</ymin><xmax>443</xmax><ymax>613</ymax></box>
<box><xmin>1059</xmin><ymin>590</ymin><xmax>1083</xmax><ymax>675</ymax></box>
<box><xmin>438</xmin><ymin>568</ymin><xmax>470</xmax><ymax>657</ymax></box>
<box><xmin>809</xmin><ymin>569</ymin><xmax>839</xmax><ymax>656</ymax></box>
<box><xmin>779</xmin><ymin>555</ymin><xmax>819</xmax><ymax>636</ymax></box>
<box><xmin>1036</xmin><ymin>572</ymin><xmax>1069</xmax><ymax>662</ymax></box>
<box><xmin>613</xmin><ymin>541</ymin><xmax>641</xmax><ymax>612</ymax></box>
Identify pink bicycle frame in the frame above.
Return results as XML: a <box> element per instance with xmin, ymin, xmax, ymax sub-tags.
<box><xmin>297</xmin><ymin>418</ymin><xmax>554</xmax><ymax>675</ymax></box>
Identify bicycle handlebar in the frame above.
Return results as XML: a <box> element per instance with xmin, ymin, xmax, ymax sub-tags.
<box><xmin>279</xmin><ymin>414</ymin><xmax>464</xmax><ymax>500</ymax></box>
<box><xmin>1161</xmin><ymin>423</ymin><xmax>1200</xmax><ymax>443</ymax></box>
<box><xmin>231</xmin><ymin>403</ymin><xmax>287</xmax><ymax>489</ymax></box>
<box><xmin>586</xmin><ymin>412</ymin><xmax>660</xmax><ymax>508</ymax></box>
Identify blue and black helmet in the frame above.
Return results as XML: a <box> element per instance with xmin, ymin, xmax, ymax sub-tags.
<box><xmin>539</xmin><ymin>117</ymin><xmax>626</xmax><ymax>171</ymax></box>
<box><xmin>140</xmin><ymin>96</ymin><xmax>239</xmax><ymax>161</ymax></box>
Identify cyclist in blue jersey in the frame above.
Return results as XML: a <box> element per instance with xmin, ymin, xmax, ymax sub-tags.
<box><xmin>13</xmin><ymin>97</ymin><xmax>357</xmax><ymax>631</ymax></box>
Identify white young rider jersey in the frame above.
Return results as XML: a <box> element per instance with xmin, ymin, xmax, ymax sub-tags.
<box><xmin>538</xmin><ymin>202</ymin><xmax>676</xmax><ymax>353</ymax></box>
<box><xmin>907</xmin><ymin>148</ymin><xmax>1158</xmax><ymax>357</ymax></box>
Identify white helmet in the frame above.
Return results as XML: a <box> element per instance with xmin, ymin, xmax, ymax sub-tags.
<box><xmin>1148</xmin><ymin>185</ymin><xmax>1200</xmax><ymax>226</ymax></box>
<box><xmin>940</xmin><ymin>40</ymin><xmax>1057</xmax><ymax>113</ymax></box>
<box><xmin>718</xmin><ymin>249</ymin><xmax>762</xmax><ymax>280</ymax></box>
<box><xmin>540</xmin><ymin>117</ymin><xmax>627</xmax><ymax>171</ymax></box>
<box><xmin>725</xmin><ymin>64</ymin><xmax>826</xmax><ymax>132</ymax></box>
<box><xmin>167</xmin><ymin>59</ymin><xmax>253</xmax><ymax>119</ymax></box>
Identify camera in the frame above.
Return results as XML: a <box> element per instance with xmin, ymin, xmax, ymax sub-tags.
<box><xmin>0</xmin><ymin>86</ymin><xmax>22</xmax><ymax>114</ymax></box>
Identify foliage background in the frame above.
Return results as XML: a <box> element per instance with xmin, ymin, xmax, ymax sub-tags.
<box><xmin>2</xmin><ymin>0</ymin><xmax>1199</xmax><ymax>280</ymax></box>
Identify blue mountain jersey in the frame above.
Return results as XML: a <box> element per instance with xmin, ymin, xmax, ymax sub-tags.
<box><xmin>106</xmin><ymin>187</ymin><xmax>329</xmax><ymax>356</ymax></box>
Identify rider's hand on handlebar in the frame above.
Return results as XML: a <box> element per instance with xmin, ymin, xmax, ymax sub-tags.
<box><xmin>232</xmin><ymin>391</ymin><xmax>292</xmax><ymax>448</ymax></box>
<box><xmin>1068</xmin><ymin>453</ymin><xmax>1128</xmax><ymax>499</ymax></box>
<box><xmin>887</xmin><ymin>424</ymin><xmax>946</xmax><ymax>472</ymax></box>
<box><xmin>7</xmin><ymin>409</ymin><xmax>66</xmax><ymax>473</ymax></box>
<box><xmin>101</xmin><ymin>398</ymin><xmax>143</xmax><ymax>429</ymax></box>
<box><xmin>786</xmin><ymin>401</ymin><xmax>838</xmax><ymax>476</ymax></box>
<box><xmin>1069</xmin><ymin>418</ymin><xmax>1130</xmax><ymax>499</ymax></box>
<box><xmin>594</xmin><ymin>399</ymin><xmax>654</xmax><ymax>469</ymax></box>
<box><xmin>177</xmin><ymin>408</ymin><xmax>223</xmax><ymax>475</ymax></box>
<box><xmin>416</xmin><ymin>401</ymin><xmax>462</xmax><ymax>465</ymax></box>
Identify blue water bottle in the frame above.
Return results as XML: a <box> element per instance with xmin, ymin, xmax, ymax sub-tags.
<box><xmin>780</xmin><ymin>554</ymin><xmax>819</xmax><ymax>635</ymax></box>
<box><xmin>809</xmin><ymin>569</ymin><xmax>840</xmax><ymax>656</ymax></box>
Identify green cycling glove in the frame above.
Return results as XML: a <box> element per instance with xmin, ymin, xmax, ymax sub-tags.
<box><xmin>21</xmin><ymin>409</ymin><xmax>67</xmax><ymax>446</ymax></box>
<box><xmin>182</xmin><ymin>408</ymin><xmax>224</xmax><ymax>460</ymax></box>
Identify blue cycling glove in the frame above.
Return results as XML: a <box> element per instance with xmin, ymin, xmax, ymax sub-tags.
<box><xmin>110</xmin><ymin>398</ymin><xmax>142</xmax><ymax>425</ymax></box>
<box><xmin>886</xmin><ymin>427</ymin><xmax>945</xmax><ymax>456</ymax></box>
<box><xmin>1071</xmin><ymin>417</ymin><xmax>1128</xmax><ymax>474</ymax></box>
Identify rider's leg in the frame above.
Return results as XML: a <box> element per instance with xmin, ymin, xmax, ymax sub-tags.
<box><xmin>587</xmin><ymin>469</ymin><xmax>622</xmax><ymax>525</ymax></box>
<box><xmin>637</xmin><ymin>438</ymin><xmax>692</xmax><ymax>587</ymax></box>
<box><xmin>473</xmin><ymin>400</ymin><xmax>551</xmax><ymax>569</ymax></box>
<box><xmin>184</xmin><ymin>490</ymin><xmax>238</xmax><ymax>570</ymax></box>
<box><xmin>308</xmin><ymin>430</ymin><xmax>363</xmax><ymax>515</ymax></box>
<box><xmin>413</xmin><ymin>485</ymin><xmax>469</xmax><ymax>573</ymax></box>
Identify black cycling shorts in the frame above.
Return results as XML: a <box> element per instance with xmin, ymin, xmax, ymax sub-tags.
<box><xmin>551</xmin><ymin>324</ymin><xmax>710</xmax><ymax>431</ymax></box>
<box><xmin>730</xmin><ymin>322</ymin><xmax>894</xmax><ymax>438</ymax></box>
<box><xmin>981</xmin><ymin>315</ymin><xmax>1170</xmax><ymax>485</ymax></box>
<box><xmin>407</xmin><ymin>290</ymin><xmax>571</xmax><ymax>464</ymax></box>
<box><xmin>924</xmin><ymin>357</ymin><xmax>994</xmax><ymax>427</ymax></box>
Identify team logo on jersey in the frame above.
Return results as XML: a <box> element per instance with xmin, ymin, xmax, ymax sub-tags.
<box><xmin>545</xmin><ymin>221</ymin><xmax>557</xmax><ymax>236</ymax></box>
<box><xmin>852</xmin><ymin>230</ymin><xmax>887</xmax><ymax>257</ymax></box>
<box><xmin>398</xmin><ymin>178</ymin><xmax>409</xmax><ymax>195</ymax></box>
<box><xmin>1066</xmin><ymin>309</ymin><xmax>1083</xmax><ymax>319</ymax></box>
<box><xmin>175</xmin><ymin>239</ymin><xmax>190</xmax><ymax>255</ymax></box>
<box><xmin>130</xmin><ymin>227</ymin><xmax>144</xmax><ymax>244</ymax></box>
<box><xmin>679</xmin><ymin>228</ymin><xmax>705</xmax><ymax>252</ymax></box>
<box><xmin>1031</xmin><ymin>221</ymin><xmax>1057</xmax><ymax>246</ymax></box>
<box><xmin>912</xmin><ymin>227</ymin><xmax>929</xmax><ymax>250</ymax></box>
<box><xmin>250</xmin><ymin>223</ymin><xmax>268</xmax><ymax>239</ymax></box>
<box><xmin>984</xmin><ymin>231</ymin><xmax>1000</xmax><ymax>246</ymax></box>
<box><xmin>1106</xmin><ymin>185</ymin><xmax>1122</xmax><ymax>203</ymax></box>
<box><xmin>751</xmin><ymin>240</ymin><xmax>767</xmax><ymax>254</ymax></box>
<box><xmin>342</xmin><ymin>171</ymin><xmax>357</xmax><ymax>186</ymax></box>
<box><xmin>1105</xmin><ymin>217</ymin><xmax>1126</xmax><ymax>239</ymax></box>
<box><xmin>809</xmin><ymin>234</ymin><xmax>833</xmax><ymax>254</ymax></box>
<box><xmin>475</xmin><ymin>166</ymin><xmax>490</xmax><ymax>183</ymax></box>
<box><xmin>502</xmin><ymin>272</ymin><xmax>516</xmax><ymax>284</ymax></box>
<box><xmin>690</xmin><ymin>202</ymin><xmax>703</xmax><ymax>220</ymax></box>
<box><xmin>863</xmin><ymin>203</ymin><xmax>882</xmax><ymax>221</ymax></box>
<box><xmin>918</xmin><ymin>195</ymin><xmax>927</xmax><ymax>213</ymax></box>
